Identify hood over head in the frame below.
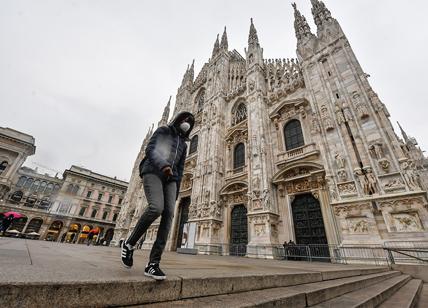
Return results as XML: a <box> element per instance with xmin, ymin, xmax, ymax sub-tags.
<box><xmin>168</xmin><ymin>111</ymin><xmax>195</xmax><ymax>138</ymax></box>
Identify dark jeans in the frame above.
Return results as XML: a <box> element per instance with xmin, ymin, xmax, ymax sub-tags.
<box><xmin>127</xmin><ymin>173</ymin><xmax>177</xmax><ymax>264</ymax></box>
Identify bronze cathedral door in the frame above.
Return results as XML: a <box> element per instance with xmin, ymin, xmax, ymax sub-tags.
<box><xmin>230</xmin><ymin>204</ymin><xmax>248</xmax><ymax>256</ymax></box>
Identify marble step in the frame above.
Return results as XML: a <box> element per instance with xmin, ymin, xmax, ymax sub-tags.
<box><xmin>311</xmin><ymin>274</ymin><xmax>411</xmax><ymax>308</ymax></box>
<box><xmin>142</xmin><ymin>271</ymin><xmax>400</xmax><ymax>307</ymax></box>
<box><xmin>378</xmin><ymin>279</ymin><xmax>423</xmax><ymax>308</ymax></box>
<box><xmin>416</xmin><ymin>283</ymin><xmax>428</xmax><ymax>308</ymax></box>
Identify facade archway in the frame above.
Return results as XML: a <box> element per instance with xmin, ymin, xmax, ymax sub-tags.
<box><xmin>291</xmin><ymin>193</ymin><xmax>330</xmax><ymax>261</ymax></box>
<box><xmin>104</xmin><ymin>228</ymin><xmax>114</xmax><ymax>244</ymax></box>
<box><xmin>45</xmin><ymin>220</ymin><xmax>63</xmax><ymax>241</ymax></box>
<box><xmin>24</xmin><ymin>218</ymin><xmax>43</xmax><ymax>234</ymax></box>
<box><xmin>176</xmin><ymin>197</ymin><xmax>191</xmax><ymax>249</ymax></box>
<box><xmin>291</xmin><ymin>193</ymin><xmax>328</xmax><ymax>245</ymax></box>
<box><xmin>9</xmin><ymin>216</ymin><xmax>28</xmax><ymax>232</ymax></box>
<box><xmin>66</xmin><ymin>223</ymin><xmax>81</xmax><ymax>243</ymax></box>
<box><xmin>230</xmin><ymin>204</ymin><xmax>248</xmax><ymax>256</ymax></box>
<box><xmin>78</xmin><ymin>224</ymin><xmax>92</xmax><ymax>243</ymax></box>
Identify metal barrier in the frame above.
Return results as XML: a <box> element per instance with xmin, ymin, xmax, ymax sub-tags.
<box><xmin>383</xmin><ymin>241</ymin><xmax>428</xmax><ymax>264</ymax></box>
<box><xmin>192</xmin><ymin>242</ymin><xmax>428</xmax><ymax>265</ymax></box>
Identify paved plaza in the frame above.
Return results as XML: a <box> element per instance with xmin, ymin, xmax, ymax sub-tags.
<box><xmin>0</xmin><ymin>237</ymin><xmax>398</xmax><ymax>307</ymax></box>
<box><xmin>0</xmin><ymin>237</ymin><xmax>382</xmax><ymax>283</ymax></box>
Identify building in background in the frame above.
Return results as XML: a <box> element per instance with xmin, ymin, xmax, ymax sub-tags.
<box><xmin>0</xmin><ymin>127</ymin><xmax>35</xmax><ymax>200</ymax></box>
<box><xmin>114</xmin><ymin>0</ymin><xmax>428</xmax><ymax>257</ymax></box>
<box><xmin>49</xmin><ymin>165</ymin><xmax>128</xmax><ymax>243</ymax></box>
<box><xmin>0</xmin><ymin>128</ymin><xmax>129</xmax><ymax>244</ymax></box>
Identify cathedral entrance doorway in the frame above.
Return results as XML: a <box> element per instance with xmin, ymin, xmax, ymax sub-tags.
<box><xmin>230</xmin><ymin>204</ymin><xmax>248</xmax><ymax>256</ymax></box>
<box><xmin>291</xmin><ymin>193</ymin><xmax>330</xmax><ymax>260</ymax></box>
<box><xmin>176</xmin><ymin>197</ymin><xmax>190</xmax><ymax>249</ymax></box>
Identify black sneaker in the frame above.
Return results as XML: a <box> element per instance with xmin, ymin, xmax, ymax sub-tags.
<box><xmin>120</xmin><ymin>240</ymin><xmax>134</xmax><ymax>268</ymax></box>
<box><xmin>144</xmin><ymin>262</ymin><xmax>166</xmax><ymax>280</ymax></box>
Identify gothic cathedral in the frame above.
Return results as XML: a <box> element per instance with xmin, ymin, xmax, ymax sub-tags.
<box><xmin>114</xmin><ymin>1</ymin><xmax>428</xmax><ymax>256</ymax></box>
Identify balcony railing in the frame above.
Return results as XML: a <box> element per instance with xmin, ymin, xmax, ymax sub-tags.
<box><xmin>225</xmin><ymin>165</ymin><xmax>248</xmax><ymax>179</ymax></box>
<box><xmin>276</xmin><ymin>143</ymin><xmax>319</xmax><ymax>164</ymax></box>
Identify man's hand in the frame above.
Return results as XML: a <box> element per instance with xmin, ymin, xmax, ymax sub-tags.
<box><xmin>162</xmin><ymin>166</ymin><xmax>173</xmax><ymax>177</ymax></box>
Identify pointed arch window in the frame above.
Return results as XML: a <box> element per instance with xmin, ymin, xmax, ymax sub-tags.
<box><xmin>189</xmin><ymin>135</ymin><xmax>198</xmax><ymax>155</ymax></box>
<box><xmin>233</xmin><ymin>103</ymin><xmax>247</xmax><ymax>125</ymax></box>
<box><xmin>233</xmin><ymin>143</ymin><xmax>245</xmax><ymax>169</ymax></box>
<box><xmin>195</xmin><ymin>89</ymin><xmax>205</xmax><ymax>112</ymax></box>
<box><xmin>284</xmin><ymin>119</ymin><xmax>304</xmax><ymax>151</ymax></box>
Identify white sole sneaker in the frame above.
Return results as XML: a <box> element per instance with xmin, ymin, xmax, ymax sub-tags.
<box><xmin>144</xmin><ymin>272</ymin><xmax>166</xmax><ymax>281</ymax></box>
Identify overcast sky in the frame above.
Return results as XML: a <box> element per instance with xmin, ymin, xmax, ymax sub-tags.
<box><xmin>1</xmin><ymin>0</ymin><xmax>427</xmax><ymax>181</ymax></box>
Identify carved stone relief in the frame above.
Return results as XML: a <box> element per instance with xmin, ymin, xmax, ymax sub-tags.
<box><xmin>392</xmin><ymin>212</ymin><xmax>424</xmax><ymax>232</ymax></box>
<box><xmin>337</xmin><ymin>182</ymin><xmax>357</xmax><ymax>195</ymax></box>
<box><xmin>400</xmin><ymin>160</ymin><xmax>421</xmax><ymax>190</ymax></box>
<box><xmin>347</xmin><ymin>217</ymin><xmax>369</xmax><ymax>234</ymax></box>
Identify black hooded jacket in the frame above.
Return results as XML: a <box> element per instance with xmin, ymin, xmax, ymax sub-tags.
<box><xmin>139</xmin><ymin>111</ymin><xmax>195</xmax><ymax>192</ymax></box>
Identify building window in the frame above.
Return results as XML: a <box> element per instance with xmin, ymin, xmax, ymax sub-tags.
<box><xmin>86</xmin><ymin>191</ymin><xmax>92</xmax><ymax>198</ymax></box>
<box><xmin>232</xmin><ymin>103</ymin><xmax>247</xmax><ymax>125</ymax></box>
<box><xmin>24</xmin><ymin>178</ymin><xmax>34</xmax><ymax>189</ymax></box>
<box><xmin>53</xmin><ymin>184</ymin><xmax>60</xmax><ymax>192</ymax></box>
<box><xmin>189</xmin><ymin>135</ymin><xmax>198</xmax><ymax>155</ymax></box>
<box><xmin>30</xmin><ymin>180</ymin><xmax>40</xmax><ymax>192</ymax></box>
<box><xmin>91</xmin><ymin>209</ymin><xmax>98</xmax><ymax>218</ymax></box>
<box><xmin>97</xmin><ymin>193</ymin><xmax>103</xmax><ymax>201</ymax></box>
<box><xmin>0</xmin><ymin>161</ymin><xmax>8</xmax><ymax>175</ymax></box>
<box><xmin>112</xmin><ymin>213</ymin><xmax>118</xmax><ymax>222</ymax></box>
<box><xmin>38</xmin><ymin>199</ymin><xmax>50</xmax><ymax>210</ymax></box>
<box><xmin>10</xmin><ymin>191</ymin><xmax>23</xmax><ymax>202</ymax></box>
<box><xmin>284</xmin><ymin>119</ymin><xmax>304</xmax><ymax>151</ymax></box>
<box><xmin>108</xmin><ymin>195</ymin><xmax>113</xmax><ymax>203</ymax></box>
<box><xmin>39</xmin><ymin>181</ymin><xmax>47</xmax><ymax>193</ymax></box>
<box><xmin>118</xmin><ymin>198</ymin><xmax>123</xmax><ymax>205</ymax></box>
<box><xmin>46</xmin><ymin>183</ymin><xmax>54</xmax><ymax>194</ymax></box>
<box><xmin>233</xmin><ymin>143</ymin><xmax>245</xmax><ymax>169</ymax></box>
<box><xmin>16</xmin><ymin>176</ymin><xmax>26</xmax><ymax>187</ymax></box>
<box><xmin>79</xmin><ymin>207</ymin><xmax>86</xmax><ymax>216</ymax></box>
<box><xmin>195</xmin><ymin>88</ymin><xmax>205</xmax><ymax>112</ymax></box>
<box><xmin>66</xmin><ymin>184</ymin><xmax>73</xmax><ymax>193</ymax></box>
<box><xmin>72</xmin><ymin>185</ymin><xmax>79</xmax><ymax>195</ymax></box>
<box><xmin>102</xmin><ymin>211</ymin><xmax>109</xmax><ymax>220</ymax></box>
<box><xmin>25</xmin><ymin>197</ymin><xmax>37</xmax><ymax>208</ymax></box>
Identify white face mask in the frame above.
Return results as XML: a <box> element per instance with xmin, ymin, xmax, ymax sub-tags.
<box><xmin>179</xmin><ymin>122</ymin><xmax>190</xmax><ymax>133</ymax></box>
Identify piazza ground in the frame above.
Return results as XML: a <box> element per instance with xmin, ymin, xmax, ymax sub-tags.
<box><xmin>1</xmin><ymin>237</ymin><xmax>427</xmax><ymax>307</ymax></box>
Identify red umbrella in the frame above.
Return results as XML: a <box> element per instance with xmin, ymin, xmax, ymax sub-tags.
<box><xmin>1</xmin><ymin>211</ymin><xmax>24</xmax><ymax>219</ymax></box>
<box><xmin>89</xmin><ymin>228</ymin><xmax>99</xmax><ymax>235</ymax></box>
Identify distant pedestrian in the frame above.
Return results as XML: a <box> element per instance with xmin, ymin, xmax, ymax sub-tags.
<box><xmin>120</xmin><ymin>111</ymin><xmax>194</xmax><ymax>280</ymax></box>
<box><xmin>0</xmin><ymin>214</ymin><xmax>14</xmax><ymax>236</ymax></box>
<box><xmin>87</xmin><ymin>231</ymin><xmax>94</xmax><ymax>246</ymax></box>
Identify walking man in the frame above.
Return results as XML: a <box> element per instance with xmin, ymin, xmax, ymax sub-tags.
<box><xmin>120</xmin><ymin>111</ymin><xmax>194</xmax><ymax>280</ymax></box>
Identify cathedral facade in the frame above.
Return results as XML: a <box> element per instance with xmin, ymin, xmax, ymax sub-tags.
<box><xmin>113</xmin><ymin>1</ymin><xmax>428</xmax><ymax>256</ymax></box>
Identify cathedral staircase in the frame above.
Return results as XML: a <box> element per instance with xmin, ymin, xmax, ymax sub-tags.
<box><xmin>140</xmin><ymin>268</ymin><xmax>426</xmax><ymax>307</ymax></box>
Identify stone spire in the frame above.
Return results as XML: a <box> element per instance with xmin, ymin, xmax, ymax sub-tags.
<box><xmin>397</xmin><ymin>121</ymin><xmax>409</xmax><ymax>142</ymax></box>
<box><xmin>248</xmin><ymin>18</ymin><xmax>259</xmax><ymax>48</ymax></box>
<box><xmin>292</xmin><ymin>2</ymin><xmax>313</xmax><ymax>41</ymax></box>
<box><xmin>220</xmin><ymin>26</ymin><xmax>228</xmax><ymax>50</ymax></box>
<box><xmin>188</xmin><ymin>59</ymin><xmax>195</xmax><ymax>81</ymax></box>
<box><xmin>158</xmin><ymin>96</ymin><xmax>171</xmax><ymax>127</ymax></box>
<box><xmin>142</xmin><ymin>123</ymin><xmax>154</xmax><ymax>147</ymax></box>
<box><xmin>310</xmin><ymin>0</ymin><xmax>333</xmax><ymax>28</ymax></box>
<box><xmin>212</xmin><ymin>34</ymin><xmax>220</xmax><ymax>57</ymax></box>
<box><xmin>181</xmin><ymin>60</ymin><xmax>194</xmax><ymax>87</ymax></box>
